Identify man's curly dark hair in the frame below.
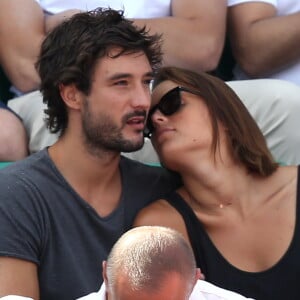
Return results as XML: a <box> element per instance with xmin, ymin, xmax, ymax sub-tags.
<box><xmin>36</xmin><ymin>8</ymin><xmax>162</xmax><ymax>135</ymax></box>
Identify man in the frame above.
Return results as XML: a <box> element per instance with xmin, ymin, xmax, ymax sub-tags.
<box><xmin>79</xmin><ymin>226</ymin><xmax>252</xmax><ymax>300</ymax></box>
<box><xmin>228</xmin><ymin>0</ymin><xmax>300</xmax><ymax>86</ymax></box>
<box><xmin>0</xmin><ymin>9</ymin><xmax>178</xmax><ymax>299</ymax></box>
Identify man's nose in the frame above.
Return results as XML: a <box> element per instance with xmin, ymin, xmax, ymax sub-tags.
<box><xmin>131</xmin><ymin>86</ymin><xmax>151</xmax><ymax>109</ymax></box>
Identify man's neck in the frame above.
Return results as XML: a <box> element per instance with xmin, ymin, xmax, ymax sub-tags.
<box><xmin>48</xmin><ymin>137</ymin><xmax>122</xmax><ymax>216</ymax></box>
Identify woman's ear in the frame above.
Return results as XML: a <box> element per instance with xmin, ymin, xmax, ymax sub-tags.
<box><xmin>102</xmin><ymin>261</ymin><xmax>111</xmax><ymax>299</ymax></box>
<box><xmin>59</xmin><ymin>83</ymin><xmax>82</xmax><ymax>110</ymax></box>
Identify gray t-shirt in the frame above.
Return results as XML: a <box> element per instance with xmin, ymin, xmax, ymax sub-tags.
<box><xmin>0</xmin><ymin>149</ymin><xmax>178</xmax><ymax>299</ymax></box>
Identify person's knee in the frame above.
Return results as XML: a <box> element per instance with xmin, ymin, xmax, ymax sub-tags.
<box><xmin>8</xmin><ymin>91</ymin><xmax>58</xmax><ymax>153</ymax></box>
<box><xmin>0</xmin><ymin>109</ymin><xmax>28</xmax><ymax>161</ymax></box>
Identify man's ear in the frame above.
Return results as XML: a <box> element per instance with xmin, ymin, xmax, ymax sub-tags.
<box><xmin>195</xmin><ymin>268</ymin><xmax>205</xmax><ymax>281</ymax></box>
<box><xmin>59</xmin><ymin>83</ymin><xmax>82</xmax><ymax>110</ymax></box>
<box><xmin>103</xmin><ymin>261</ymin><xmax>110</xmax><ymax>299</ymax></box>
<box><xmin>102</xmin><ymin>261</ymin><xmax>108</xmax><ymax>287</ymax></box>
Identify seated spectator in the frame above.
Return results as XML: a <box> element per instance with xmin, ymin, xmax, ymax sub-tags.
<box><xmin>0</xmin><ymin>9</ymin><xmax>179</xmax><ymax>299</ymax></box>
<box><xmin>79</xmin><ymin>226</ymin><xmax>252</xmax><ymax>300</ymax></box>
<box><xmin>135</xmin><ymin>66</ymin><xmax>300</xmax><ymax>299</ymax></box>
<box><xmin>227</xmin><ymin>0</ymin><xmax>300</xmax><ymax>86</ymax></box>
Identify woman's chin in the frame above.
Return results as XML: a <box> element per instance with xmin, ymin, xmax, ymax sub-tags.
<box><xmin>158</xmin><ymin>150</ymin><xmax>180</xmax><ymax>169</ymax></box>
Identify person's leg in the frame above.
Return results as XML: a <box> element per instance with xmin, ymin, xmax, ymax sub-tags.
<box><xmin>227</xmin><ymin>79</ymin><xmax>300</xmax><ymax>165</ymax></box>
<box><xmin>0</xmin><ymin>102</ymin><xmax>28</xmax><ymax>161</ymax></box>
<box><xmin>8</xmin><ymin>91</ymin><xmax>58</xmax><ymax>153</ymax></box>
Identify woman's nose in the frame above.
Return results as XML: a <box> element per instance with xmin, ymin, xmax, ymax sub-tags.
<box><xmin>151</xmin><ymin>109</ymin><xmax>167</xmax><ymax>126</ymax></box>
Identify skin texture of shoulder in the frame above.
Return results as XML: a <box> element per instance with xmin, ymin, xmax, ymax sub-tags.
<box><xmin>0</xmin><ymin>257</ymin><xmax>39</xmax><ymax>299</ymax></box>
<box><xmin>133</xmin><ymin>198</ymin><xmax>191</xmax><ymax>246</ymax></box>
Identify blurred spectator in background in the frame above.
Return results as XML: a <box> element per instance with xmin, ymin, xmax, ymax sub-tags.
<box><xmin>228</xmin><ymin>0</ymin><xmax>300</xmax><ymax>86</ymax></box>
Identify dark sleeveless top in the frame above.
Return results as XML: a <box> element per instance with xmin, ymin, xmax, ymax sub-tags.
<box><xmin>164</xmin><ymin>167</ymin><xmax>300</xmax><ymax>300</ymax></box>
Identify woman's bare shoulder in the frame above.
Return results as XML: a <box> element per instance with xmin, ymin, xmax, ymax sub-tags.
<box><xmin>133</xmin><ymin>198</ymin><xmax>188</xmax><ymax>239</ymax></box>
<box><xmin>133</xmin><ymin>193</ymin><xmax>190</xmax><ymax>247</ymax></box>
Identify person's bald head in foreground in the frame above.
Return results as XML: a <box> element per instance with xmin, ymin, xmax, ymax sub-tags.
<box><xmin>103</xmin><ymin>226</ymin><xmax>201</xmax><ymax>300</ymax></box>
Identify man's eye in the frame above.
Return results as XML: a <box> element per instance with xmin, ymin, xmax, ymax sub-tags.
<box><xmin>144</xmin><ymin>79</ymin><xmax>153</xmax><ymax>86</ymax></box>
<box><xmin>114</xmin><ymin>80</ymin><xmax>128</xmax><ymax>86</ymax></box>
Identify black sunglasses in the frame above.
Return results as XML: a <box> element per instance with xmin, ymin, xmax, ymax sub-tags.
<box><xmin>144</xmin><ymin>86</ymin><xmax>198</xmax><ymax>138</ymax></box>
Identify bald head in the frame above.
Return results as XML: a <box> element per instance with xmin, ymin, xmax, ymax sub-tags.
<box><xmin>104</xmin><ymin>226</ymin><xmax>198</xmax><ymax>300</ymax></box>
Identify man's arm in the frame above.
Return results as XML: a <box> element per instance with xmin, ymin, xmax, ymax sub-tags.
<box><xmin>133</xmin><ymin>0</ymin><xmax>227</xmax><ymax>72</ymax></box>
<box><xmin>0</xmin><ymin>0</ymin><xmax>44</xmax><ymax>93</ymax></box>
<box><xmin>228</xmin><ymin>2</ymin><xmax>300</xmax><ymax>77</ymax></box>
<box><xmin>0</xmin><ymin>257</ymin><xmax>39</xmax><ymax>299</ymax></box>
<box><xmin>0</xmin><ymin>0</ymin><xmax>81</xmax><ymax>94</ymax></box>
<box><xmin>44</xmin><ymin>9</ymin><xmax>83</xmax><ymax>33</ymax></box>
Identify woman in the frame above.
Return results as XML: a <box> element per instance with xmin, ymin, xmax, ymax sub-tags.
<box><xmin>135</xmin><ymin>66</ymin><xmax>299</xmax><ymax>300</ymax></box>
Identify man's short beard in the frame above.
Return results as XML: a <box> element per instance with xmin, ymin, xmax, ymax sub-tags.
<box><xmin>82</xmin><ymin>102</ymin><xmax>145</xmax><ymax>154</ymax></box>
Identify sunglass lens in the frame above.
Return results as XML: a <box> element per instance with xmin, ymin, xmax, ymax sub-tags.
<box><xmin>159</xmin><ymin>87</ymin><xmax>182</xmax><ymax>115</ymax></box>
<box><xmin>144</xmin><ymin>87</ymin><xmax>182</xmax><ymax>138</ymax></box>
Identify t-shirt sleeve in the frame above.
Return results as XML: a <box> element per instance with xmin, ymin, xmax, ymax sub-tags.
<box><xmin>0</xmin><ymin>174</ymin><xmax>46</xmax><ymax>264</ymax></box>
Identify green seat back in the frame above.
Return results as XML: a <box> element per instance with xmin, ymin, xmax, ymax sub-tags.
<box><xmin>0</xmin><ymin>162</ymin><xmax>12</xmax><ymax>169</ymax></box>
